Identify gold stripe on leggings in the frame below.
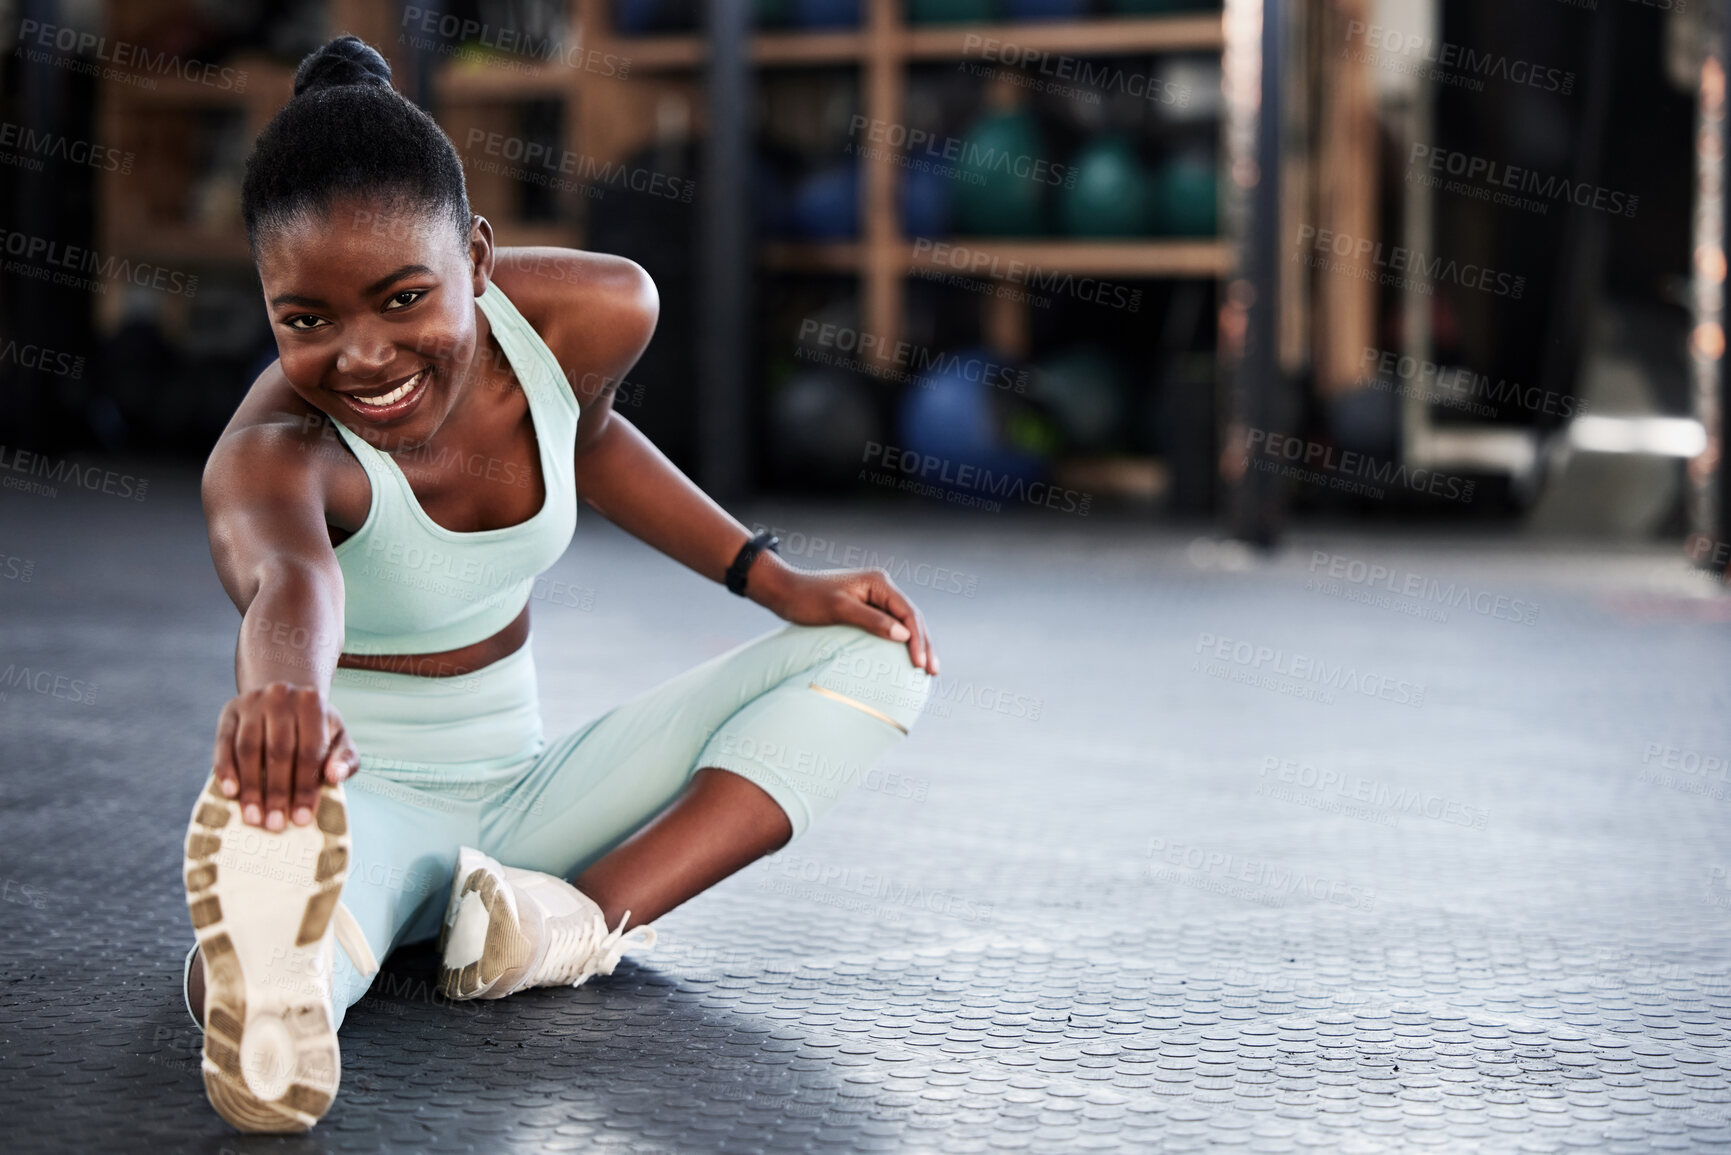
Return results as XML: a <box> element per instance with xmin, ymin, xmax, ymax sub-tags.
<box><xmin>807</xmin><ymin>683</ymin><xmax>910</xmax><ymax>735</ymax></box>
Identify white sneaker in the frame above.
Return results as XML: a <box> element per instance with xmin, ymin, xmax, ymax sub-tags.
<box><xmin>182</xmin><ymin>774</ymin><xmax>377</xmax><ymax>1133</ymax></box>
<box><xmin>437</xmin><ymin>846</ymin><xmax>656</xmax><ymax>1001</ymax></box>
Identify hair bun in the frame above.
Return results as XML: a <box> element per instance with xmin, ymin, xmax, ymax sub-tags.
<box><xmin>293</xmin><ymin>35</ymin><xmax>392</xmax><ymax>98</ymax></box>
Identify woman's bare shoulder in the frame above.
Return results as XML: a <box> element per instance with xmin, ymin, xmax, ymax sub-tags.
<box><xmin>203</xmin><ymin>360</ymin><xmax>364</xmax><ymax>522</ymax></box>
<box><xmin>490</xmin><ymin>248</ymin><xmax>659</xmax><ymax>402</ymax></box>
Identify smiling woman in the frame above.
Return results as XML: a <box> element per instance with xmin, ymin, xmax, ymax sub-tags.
<box><xmin>181</xmin><ymin>34</ymin><xmax>939</xmax><ymax>1136</ymax></box>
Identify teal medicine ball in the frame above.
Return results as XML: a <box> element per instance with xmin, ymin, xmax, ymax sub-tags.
<box><xmin>1030</xmin><ymin>346</ymin><xmax>1128</xmax><ymax>453</ymax></box>
<box><xmin>1151</xmin><ymin>150</ymin><xmax>1217</xmax><ymax>237</ymax></box>
<box><xmin>951</xmin><ymin>110</ymin><xmax>1050</xmax><ymax>236</ymax></box>
<box><xmin>1059</xmin><ymin>133</ymin><xmax>1150</xmax><ymax>237</ymax></box>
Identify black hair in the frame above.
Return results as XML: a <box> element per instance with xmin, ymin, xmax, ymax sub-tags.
<box><xmin>241</xmin><ymin>36</ymin><xmax>470</xmax><ymax>253</ymax></box>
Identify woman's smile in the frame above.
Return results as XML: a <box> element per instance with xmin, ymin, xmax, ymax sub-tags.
<box><xmin>333</xmin><ymin>365</ymin><xmax>433</xmax><ymax>422</ymax></box>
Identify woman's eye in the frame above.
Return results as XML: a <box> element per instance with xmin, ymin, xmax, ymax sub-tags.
<box><xmin>384</xmin><ymin>289</ymin><xmax>425</xmax><ymax>310</ymax></box>
<box><xmin>285</xmin><ymin>315</ymin><xmax>326</xmax><ymax>331</ymax></box>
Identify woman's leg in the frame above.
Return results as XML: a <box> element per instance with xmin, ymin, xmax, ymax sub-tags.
<box><xmin>480</xmin><ymin>624</ymin><xmax>932</xmax><ymax>927</ymax></box>
<box><xmin>571</xmin><ymin>767</ymin><xmax>792</xmax><ymax>928</ymax></box>
<box><xmin>185</xmin><ymin>774</ymin><xmax>479</xmax><ymax>1031</ymax></box>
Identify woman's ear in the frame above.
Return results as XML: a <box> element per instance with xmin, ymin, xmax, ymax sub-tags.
<box><xmin>467</xmin><ymin>214</ymin><xmax>496</xmax><ymax>294</ymax></box>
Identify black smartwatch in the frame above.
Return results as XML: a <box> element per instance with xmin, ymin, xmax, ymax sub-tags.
<box><xmin>725</xmin><ymin>531</ymin><xmax>780</xmax><ymax>596</ymax></box>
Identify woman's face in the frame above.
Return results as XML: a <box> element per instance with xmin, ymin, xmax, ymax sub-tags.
<box><xmin>256</xmin><ymin>195</ymin><xmax>493</xmax><ymax>449</ymax></box>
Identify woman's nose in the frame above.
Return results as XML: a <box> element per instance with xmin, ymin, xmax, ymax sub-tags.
<box><xmin>335</xmin><ymin>327</ymin><xmax>393</xmax><ymax>378</ymax></box>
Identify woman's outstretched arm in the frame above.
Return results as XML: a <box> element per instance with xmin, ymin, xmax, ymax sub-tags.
<box><xmin>202</xmin><ymin>417</ymin><xmax>359</xmax><ymax>830</ymax></box>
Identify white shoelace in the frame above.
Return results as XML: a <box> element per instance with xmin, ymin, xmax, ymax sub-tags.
<box><xmin>542</xmin><ymin>908</ymin><xmax>658</xmax><ymax>988</ymax></box>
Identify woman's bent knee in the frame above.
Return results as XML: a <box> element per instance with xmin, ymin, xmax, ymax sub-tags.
<box><xmin>808</xmin><ymin>628</ymin><xmax>931</xmax><ymax>735</ymax></box>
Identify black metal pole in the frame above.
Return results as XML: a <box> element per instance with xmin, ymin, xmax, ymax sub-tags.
<box><xmin>698</xmin><ymin>0</ymin><xmax>752</xmax><ymax>502</ymax></box>
<box><xmin>1228</xmin><ymin>0</ymin><xmax>1286</xmax><ymax>546</ymax></box>
<box><xmin>1719</xmin><ymin>0</ymin><xmax>1731</xmax><ymax>549</ymax></box>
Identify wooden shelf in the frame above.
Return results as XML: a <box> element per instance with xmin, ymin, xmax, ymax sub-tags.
<box><xmin>903</xmin><ymin>15</ymin><xmax>1223</xmax><ymax>58</ymax></box>
<box><xmin>489</xmin><ymin>222</ymin><xmax>584</xmax><ymax>248</ymax></box>
<box><xmin>763</xmin><ymin>238</ymin><xmax>1229</xmax><ymax>278</ymax></box>
<box><xmin>122</xmin><ymin>58</ymin><xmax>291</xmax><ymax>107</ymax></box>
<box><xmin>612</xmin><ymin>12</ymin><xmax>1222</xmax><ymax>72</ymax></box>
<box><xmin>435</xmin><ymin>63</ymin><xmax>575</xmax><ymax>101</ymax></box>
<box><xmin>1051</xmin><ymin>455</ymin><xmax>1169</xmax><ymax>502</ymax></box>
<box><xmin>756</xmin><ymin>29</ymin><xmax>869</xmax><ymax>65</ymax></box>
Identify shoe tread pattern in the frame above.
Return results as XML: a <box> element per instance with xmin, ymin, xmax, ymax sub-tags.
<box><xmin>182</xmin><ymin>774</ymin><xmax>350</xmax><ymax>1133</ymax></box>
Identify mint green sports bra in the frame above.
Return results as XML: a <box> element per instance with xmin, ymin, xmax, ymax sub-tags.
<box><xmin>328</xmin><ymin>281</ymin><xmax>579</xmax><ymax>656</ymax></box>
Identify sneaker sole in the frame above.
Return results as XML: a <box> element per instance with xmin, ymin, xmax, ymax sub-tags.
<box><xmin>437</xmin><ymin>850</ymin><xmax>533</xmax><ymax>1000</ymax></box>
<box><xmin>183</xmin><ymin>774</ymin><xmax>350</xmax><ymax>1133</ymax></box>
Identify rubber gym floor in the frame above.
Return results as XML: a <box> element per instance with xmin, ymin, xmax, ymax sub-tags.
<box><xmin>3</xmin><ymin>466</ymin><xmax>1729</xmax><ymax>1153</ymax></box>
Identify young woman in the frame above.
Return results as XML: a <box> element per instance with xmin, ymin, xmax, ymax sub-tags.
<box><xmin>182</xmin><ymin>35</ymin><xmax>936</xmax><ymax>1133</ymax></box>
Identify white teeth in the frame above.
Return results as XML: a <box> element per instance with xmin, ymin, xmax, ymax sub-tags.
<box><xmin>351</xmin><ymin>369</ymin><xmax>424</xmax><ymax>409</ymax></box>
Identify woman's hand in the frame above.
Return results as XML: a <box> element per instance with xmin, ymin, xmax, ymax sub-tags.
<box><xmin>750</xmin><ymin>562</ymin><xmax>940</xmax><ymax>677</ymax></box>
<box><xmin>212</xmin><ymin>684</ymin><xmax>359</xmax><ymax>830</ymax></box>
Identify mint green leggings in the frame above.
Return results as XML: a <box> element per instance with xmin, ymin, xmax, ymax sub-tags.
<box><xmin>324</xmin><ymin>623</ymin><xmax>930</xmax><ymax>1026</ymax></box>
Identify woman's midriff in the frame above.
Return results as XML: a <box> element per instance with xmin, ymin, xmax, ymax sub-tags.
<box><xmin>334</xmin><ymin>604</ymin><xmax>531</xmax><ymax>678</ymax></box>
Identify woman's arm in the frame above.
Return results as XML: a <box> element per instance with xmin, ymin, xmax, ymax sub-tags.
<box><xmin>203</xmin><ymin>420</ymin><xmax>359</xmax><ymax>829</ymax></box>
<box><xmin>573</xmin><ymin>412</ymin><xmax>937</xmax><ymax>676</ymax></box>
<box><xmin>504</xmin><ymin>248</ymin><xmax>938</xmax><ymax>675</ymax></box>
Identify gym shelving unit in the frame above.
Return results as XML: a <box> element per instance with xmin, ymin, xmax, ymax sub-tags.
<box><xmin>573</xmin><ymin>0</ymin><xmax>1235</xmax><ymax>505</ymax></box>
<box><xmin>92</xmin><ymin>0</ymin><xmax>1238</xmax><ymax>506</ymax></box>
<box><xmin>93</xmin><ymin>1</ymin><xmax>404</xmax><ymax>332</ymax></box>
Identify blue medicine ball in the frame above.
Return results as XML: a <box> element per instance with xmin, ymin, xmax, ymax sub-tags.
<box><xmin>900</xmin><ymin>348</ymin><xmax>1047</xmax><ymax>490</ymax></box>
<box><xmin>793</xmin><ymin>0</ymin><xmax>860</xmax><ymax>27</ymax></box>
<box><xmin>900</xmin><ymin>163</ymin><xmax>952</xmax><ymax>238</ymax></box>
<box><xmin>793</xmin><ymin>164</ymin><xmax>859</xmax><ymax>240</ymax></box>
